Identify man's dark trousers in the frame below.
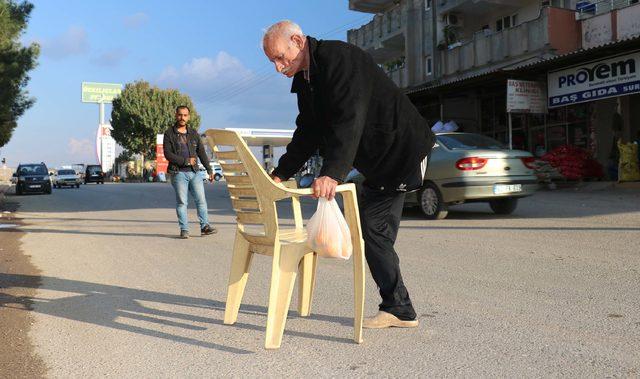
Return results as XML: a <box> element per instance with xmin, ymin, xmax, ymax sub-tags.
<box><xmin>359</xmin><ymin>185</ymin><xmax>416</xmax><ymax>321</ymax></box>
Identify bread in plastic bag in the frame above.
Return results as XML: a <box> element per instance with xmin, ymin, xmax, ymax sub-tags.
<box><xmin>306</xmin><ymin>198</ymin><xmax>353</xmax><ymax>260</ymax></box>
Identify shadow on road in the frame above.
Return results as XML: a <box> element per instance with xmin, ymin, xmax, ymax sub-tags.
<box><xmin>0</xmin><ymin>274</ymin><xmax>355</xmax><ymax>353</ymax></box>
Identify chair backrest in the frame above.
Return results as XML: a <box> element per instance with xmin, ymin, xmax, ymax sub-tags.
<box><xmin>204</xmin><ymin>129</ymin><xmax>279</xmax><ymax>245</ymax></box>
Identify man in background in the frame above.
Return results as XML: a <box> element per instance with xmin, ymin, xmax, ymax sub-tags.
<box><xmin>163</xmin><ymin>106</ymin><xmax>217</xmax><ymax>239</ymax></box>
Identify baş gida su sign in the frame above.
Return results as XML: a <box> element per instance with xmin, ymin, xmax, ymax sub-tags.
<box><xmin>547</xmin><ymin>50</ymin><xmax>640</xmax><ymax>108</ymax></box>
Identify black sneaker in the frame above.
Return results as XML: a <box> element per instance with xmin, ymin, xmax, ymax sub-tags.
<box><xmin>201</xmin><ymin>225</ymin><xmax>218</xmax><ymax>236</ymax></box>
<box><xmin>180</xmin><ymin>230</ymin><xmax>189</xmax><ymax>239</ymax></box>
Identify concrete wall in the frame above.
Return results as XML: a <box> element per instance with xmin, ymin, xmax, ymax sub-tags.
<box><xmin>0</xmin><ymin>167</ymin><xmax>15</xmax><ymax>182</ymax></box>
<box><xmin>548</xmin><ymin>7</ymin><xmax>582</xmax><ymax>54</ymax></box>
<box><xmin>582</xmin><ymin>12</ymin><xmax>614</xmax><ymax>49</ymax></box>
<box><xmin>617</xmin><ymin>3</ymin><xmax>640</xmax><ymax>40</ymax></box>
<box><xmin>518</xmin><ymin>0</ymin><xmax>543</xmax><ymax>23</ymax></box>
<box><xmin>422</xmin><ymin>0</ymin><xmax>436</xmax><ymax>80</ymax></box>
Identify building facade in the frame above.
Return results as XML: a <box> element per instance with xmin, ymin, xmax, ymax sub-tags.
<box><xmin>348</xmin><ymin>0</ymin><xmax>640</xmax><ymax>179</ymax></box>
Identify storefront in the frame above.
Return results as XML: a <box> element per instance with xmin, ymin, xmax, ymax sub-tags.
<box><xmin>408</xmin><ymin>38</ymin><xmax>640</xmax><ymax>180</ymax></box>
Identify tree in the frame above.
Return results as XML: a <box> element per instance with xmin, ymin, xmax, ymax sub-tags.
<box><xmin>110</xmin><ymin>80</ymin><xmax>200</xmax><ymax>163</ymax></box>
<box><xmin>0</xmin><ymin>0</ymin><xmax>40</xmax><ymax>148</ymax></box>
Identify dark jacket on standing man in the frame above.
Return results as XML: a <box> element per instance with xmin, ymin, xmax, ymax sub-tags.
<box><xmin>163</xmin><ymin>125</ymin><xmax>212</xmax><ymax>175</ymax></box>
<box><xmin>271</xmin><ymin>36</ymin><xmax>436</xmax><ymax>191</ymax></box>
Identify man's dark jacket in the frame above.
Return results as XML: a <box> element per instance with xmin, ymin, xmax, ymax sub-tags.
<box><xmin>272</xmin><ymin>36</ymin><xmax>435</xmax><ymax>190</ymax></box>
<box><xmin>163</xmin><ymin>125</ymin><xmax>212</xmax><ymax>175</ymax></box>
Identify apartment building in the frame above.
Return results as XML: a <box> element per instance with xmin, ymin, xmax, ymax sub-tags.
<box><xmin>348</xmin><ymin>0</ymin><xmax>640</xmax><ymax>176</ymax></box>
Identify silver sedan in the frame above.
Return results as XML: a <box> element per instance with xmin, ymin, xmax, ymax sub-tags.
<box><xmin>405</xmin><ymin>132</ymin><xmax>539</xmax><ymax>219</ymax></box>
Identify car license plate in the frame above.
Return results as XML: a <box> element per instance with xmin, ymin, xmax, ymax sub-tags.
<box><xmin>29</xmin><ymin>184</ymin><xmax>41</xmax><ymax>189</ymax></box>
<box><xmin>493</xmin><ymin>184</ymin><xmax>522</xmax><ymax>194</ymax></box>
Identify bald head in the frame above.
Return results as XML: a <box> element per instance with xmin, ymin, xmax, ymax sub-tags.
<box><xmin>263</xmin><ymin>20</ymin><xmax>304</xmax><ymax>47</ymax></box>
<box><xmin>262</xmin><ymin>20</ymin><xmax>309</xmax><ymax>78</ymax></box>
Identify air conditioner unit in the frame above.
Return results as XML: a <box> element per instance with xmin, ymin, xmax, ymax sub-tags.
<box><xmin>443</xmin><ymin>13</ymin><xmax>464</xmax><ymax>27</ymax></box>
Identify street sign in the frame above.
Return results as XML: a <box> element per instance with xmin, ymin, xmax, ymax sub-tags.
<box><xmin>81</xmin><ymin>82</ymin><xmax>122</xmax><ymax>103</ymax></box>
<box><xmin>507</xmin><ymin>80</ymin><xmax>547</xmax><ymax>114</ymax></box>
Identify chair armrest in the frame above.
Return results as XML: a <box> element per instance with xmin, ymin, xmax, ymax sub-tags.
<box><xmin>280</xmin><ymin>180</ymin><xmax>298</xmax><ymax>189</ymax></box>
<box><xmin>276</xmin><ymin>183</ymin><xmax>356</xmax><ymax>198</ymax></box>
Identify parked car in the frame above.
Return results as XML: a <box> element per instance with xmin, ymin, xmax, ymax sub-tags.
<box><xmin>84</xmin><ymin>165</ymin><xmax>105</xmax><ymax>184</ymax></box>
<box><xmin>13</xmin><ymin>162</ymin><xmax>52</xmax><ymax>195</ymax></box>
<box><xmin>347</xmin><ymin>132</ymin><xmax>539</xmax><ymax>219</ymax></box>
<box><xmin>211</xmin><ymin>162</ymin><xmax>223</xmax><ymax>181</ymax></box>
<box><xmin>53</xmin><ymin>169</ymin><xmax>81</xmax><ymax>188</ymax></box>
<box><xmin>198</xmin><ymin>162</ymin><xmax>224</xmax><ymax>182</ymax></box>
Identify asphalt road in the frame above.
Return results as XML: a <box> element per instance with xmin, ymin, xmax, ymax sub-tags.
<box><xmin>4</xmin><ymin>181</ymin><xmax>640</xmax><ymax>377</ymax></box>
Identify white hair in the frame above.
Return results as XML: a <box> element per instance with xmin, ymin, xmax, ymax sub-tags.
<box><xmin>262</xmin><ymin>20</ymin><xmax>304</xmax><ymax>47</ymax></box>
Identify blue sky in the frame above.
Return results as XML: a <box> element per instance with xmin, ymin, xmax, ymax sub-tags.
<box><xmin>1</xmin><ymin>0</ymin><xmax>371</xmax><ymax>167</ymax></box>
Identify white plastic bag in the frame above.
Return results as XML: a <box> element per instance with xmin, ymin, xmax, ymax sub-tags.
<box><xmin>443</xmin><ymin>120</ymin><xmax>459</xmax><ymax>132</ymax></box>
<box><xmin>431</xmin><ymin>120</ymin><xmax>445</xmax><ymax>132</ymax></box>
<box><xmin>306</xmin><ymin>198</ymin><xmax>353</xmax><ymax>260</ymax></box>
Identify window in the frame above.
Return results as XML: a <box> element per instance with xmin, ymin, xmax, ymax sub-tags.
<box><xmin>436</xmin><ymin>134</ymin><xmax>506</xmax><ymax>150</ymax></box>
<box><xmin>425</xmin><ymin>56</ymin><xmax>432</xmax><ymax>76</ymax></box>
<box><xmin>425</xmin><ymin>0</ymin><xmax>432</xmax><ymax>10</ymax></box>
<box><xmin>496</xmin><ymin>14</ymin><xmax>518</xmax><ymax>32</ymax></box>
<box><xmin>18</xmin><ymin>164</ymin><xmax>47</xmax><ymax>175</ymax></box>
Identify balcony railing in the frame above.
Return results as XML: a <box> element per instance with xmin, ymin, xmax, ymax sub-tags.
<box><xmin>347</xmin><ymin>5</ymin><xmax>403</xmax><ymax>50</ymax></box>
<box><xmin>439</xmin><ymin>7</ymin><xmax>579</xmax><ymax>77</ymax></box>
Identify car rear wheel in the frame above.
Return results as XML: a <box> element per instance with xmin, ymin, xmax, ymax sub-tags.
<box><xmin>418</xmin><ymin>182</ymin><xmax>448</xmax><ymax>220</ymax></box>
<box><xmin>489</xmin><ymin>197</ymin><xmax>518</xmax><ymax>215</ymax></box>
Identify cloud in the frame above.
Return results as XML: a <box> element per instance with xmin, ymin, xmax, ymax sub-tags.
<box><xmin>68</xmin><ymin>138</ymin><xmax>94</xmax><ymax>158</ymax></box>
<box><xmin>158</xmin><ymin>52</ymin><xmax>253</xmax><ymax>95</ymax></box>
<box><xmin>124</xmin><ymin>12</ymin><xmax>149</xmax><ymax>29</ymax></box>
<box><xmin>156</xmin><ymin>52</ymin><xmax>298</xmax><ymax>131</ymax></box>
<box><xmin>39</xmin><ymin>26</ymin><xmax>89</xmax><ymax>59</ymax></box>
<box><xmin>91</xmin><ymin>48</ymin><xmax>129</xmax><ymax>67</ymax></box>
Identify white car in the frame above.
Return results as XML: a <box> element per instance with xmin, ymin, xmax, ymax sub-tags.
<box><xmin>198</xmin><ymin>163</ymin><xmax>224</xmax><ymax>182</ymax></box>
<box><xmin>53</xmin><ymin>169</ymin><xmax>81</xmax><ymax>189</ymax></box>
<box><xmin>211</xmin><ymin>162</ymin><xmax>223</xmax><ymax>181</ymax></box>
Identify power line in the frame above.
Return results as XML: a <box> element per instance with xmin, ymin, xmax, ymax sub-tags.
<box><xmin>197</xmin><ymin>15</ymin><xmax>373</xmax><ymax>108</ymax></box>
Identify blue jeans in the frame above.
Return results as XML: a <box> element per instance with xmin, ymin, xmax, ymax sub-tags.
<box><xmin>170</xmin><ymin>171</ymin><xmax>209</xmax><ymax>231</ymax></box>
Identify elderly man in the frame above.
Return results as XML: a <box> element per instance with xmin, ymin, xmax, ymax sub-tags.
<box><xmin>263</xmin><ymin>21</ymin><xmax>435</xmax><ymax>329</ymax></box>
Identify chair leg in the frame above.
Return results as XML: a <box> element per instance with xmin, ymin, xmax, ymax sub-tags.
<box><xmin>353</xmin><ymin>238</ymin><xmax>365</xmax><ymax>344</ymax></box>
<box><xmin>265</xmin><ymin>244</ymin><xmax>303</xmax><ymax>349</ymax></box>
<box><xmin>224</xmin><ymin>231</ymin><xmax>252</xmax><ymax>325</ymax></box>
<box><xmin>297</xmin><ymin>252</ymin><xmax>317</xmax><ymax>317</ymax></box>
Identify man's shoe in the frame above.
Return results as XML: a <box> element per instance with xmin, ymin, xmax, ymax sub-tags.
<box><xmin>362</xmin><ymin>311</ymin><xmax>419</xmax><ymax>329</ymax></box>
<box><xmin>180</xmin><ymin>230</ymin><xmax>189</xmax><ymax>239</ymax></box>
<box><xmin>201</xmin><ymin>225</ymin><xmax>218</xmax><ymax>236</ymax></box>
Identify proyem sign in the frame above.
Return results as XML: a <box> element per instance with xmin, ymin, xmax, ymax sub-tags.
<box><xmin>548</xmin><ymin>51</ymin><xmax>640</xmax><ymax>108</ymax></box>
